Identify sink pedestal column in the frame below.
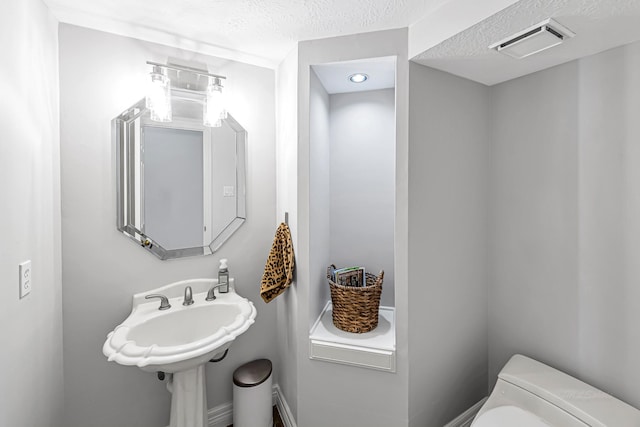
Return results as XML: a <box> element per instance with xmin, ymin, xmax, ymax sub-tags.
<box><xmin>168</xmin><ymin>364</ymin><xmax>208</xmax><ymax>427</ymax></box>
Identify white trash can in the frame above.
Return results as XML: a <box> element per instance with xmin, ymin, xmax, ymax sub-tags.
<box><xmin>233</xmin><ymin>359</ymin><xmax>273</xmax><ymax>427</ymax></box>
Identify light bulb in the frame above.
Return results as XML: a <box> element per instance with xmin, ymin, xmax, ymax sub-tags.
<box><xmin>203</xmin><ymin>78</ymin><xmax>225</xmax><ymax>127</ymax></box>
<box><xmin>349</xmin><ymin>73</ymin><xmax>368</xmax><ymax>83</ymax></box>
<box><xmin>146</xmin><ymin>66</ymin><xmax>172</xmax><ymax>122</ymax></box>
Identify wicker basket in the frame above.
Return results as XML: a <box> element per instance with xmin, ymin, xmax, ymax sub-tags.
<box><xmin>327</xmin><ymin>267</ymin><xmax>384</xmax><ymax>333</ymax></box>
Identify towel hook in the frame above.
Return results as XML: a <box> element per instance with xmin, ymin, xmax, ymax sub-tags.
<box><xmin>284</xmin><ymin>212</ymin><xmax>289</xmax><ymax>225</ymax></box>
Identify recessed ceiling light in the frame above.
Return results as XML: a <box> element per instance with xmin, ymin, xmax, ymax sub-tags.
<box><xmin>349</xmin><ymin>73</ymin><xmax>368</xmax><ymax>83</ymax></box>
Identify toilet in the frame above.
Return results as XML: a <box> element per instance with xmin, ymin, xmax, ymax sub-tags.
<box><xmin>472</xmin><ymin>354</ymin><xmax>640</xmax><ymax>427</ymax></box>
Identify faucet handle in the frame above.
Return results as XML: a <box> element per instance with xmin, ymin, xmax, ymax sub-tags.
<box><xmin>145</xmin><ymin>294</ymin><xmax>171</xmax><ymax>310</ymax></box>
<box><xmin>183</xmin><ymin>286</ymin><xmax>194</xmax><ymax>306</ymax></box>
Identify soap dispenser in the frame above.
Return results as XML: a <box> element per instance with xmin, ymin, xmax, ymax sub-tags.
<box><xmin>218</xmin><ymin>259</ymin><xmax>229</xmax><ymax>293</ymax></box>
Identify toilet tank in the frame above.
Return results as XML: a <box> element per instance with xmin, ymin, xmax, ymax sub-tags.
<box><xmin>473</xmin><ymin>355</ymin><xmax>640</xmax><ymax>427</ymax></box>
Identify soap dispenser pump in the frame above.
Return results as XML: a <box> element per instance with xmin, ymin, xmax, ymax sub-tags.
<box><xmin>218</xmin><ymin>259</ymin><xmax>229</xmax><ymax>293</ymax></box>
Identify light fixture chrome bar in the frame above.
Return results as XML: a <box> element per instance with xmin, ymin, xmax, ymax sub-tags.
<box><xmin>146</xmin><ymin>61</ymin><xmax>226</xmax><ymax>80</ymax></box>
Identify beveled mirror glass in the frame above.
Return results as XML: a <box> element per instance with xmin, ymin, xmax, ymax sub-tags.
<box><xmin>113</xmin><ymin>90</ymin><xmax>246</xmax><ymax>259</ymax></box>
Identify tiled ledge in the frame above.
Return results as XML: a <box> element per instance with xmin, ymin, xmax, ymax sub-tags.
<box><xmin>308</xmin><ymin>302</ymin><xmax>396</xmax><ymax>372</ymax></box>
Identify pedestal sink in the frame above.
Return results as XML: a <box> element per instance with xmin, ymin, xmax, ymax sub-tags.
<box><xmin>103</xmin><ymin>278</ymin><xmax>257</xmax><ymax>427</ymax></box>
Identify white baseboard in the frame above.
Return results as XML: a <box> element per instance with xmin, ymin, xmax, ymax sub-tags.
<box><xmin>206</xmin><ymin>383</ymin><xmax>297</xmax><ymax>427</ymax></box>
<box><xmin>273</xmin><ymin>384</ymin><xmax>297</xmax><ymax>427</ymax></box>
<box><xmin>208</xmin><ymin>400</ymin><xmax>233</xmax><ymax>427</ymax></box>
<box><xmin>443</xmin><ymin>397</ymin><xmax>487</xmax><ymax>427</ymax></box>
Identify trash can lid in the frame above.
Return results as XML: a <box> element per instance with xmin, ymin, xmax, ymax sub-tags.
<box><xmin>233</xmin><ymin>359</ymin><xmax>272</xmax><ymax>387</ymax></box>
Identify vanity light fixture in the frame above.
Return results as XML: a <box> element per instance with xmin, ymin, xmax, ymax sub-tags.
<box><xmin>349</xmin><ymin>73</ymin><xmax>368</xmax><ymax>83</ymax></box>
<box><xmin>145</xmin><ymin>61</ymin><xmax>227</xmax><ymax>126</ymax></box>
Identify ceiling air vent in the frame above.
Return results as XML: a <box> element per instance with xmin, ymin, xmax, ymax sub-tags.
<box><xmin>489</xmin><ymin>18</ymin><xmax>575</xmax><ymax>59</ymax></box>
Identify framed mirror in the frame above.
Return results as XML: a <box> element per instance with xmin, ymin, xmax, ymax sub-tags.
<box><xmin>113</xmin><ymin>90</ymin><xmax>246</xmax><ymax>260</ymax></box>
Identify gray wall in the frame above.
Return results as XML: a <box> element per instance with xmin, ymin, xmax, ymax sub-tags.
<box><xmin>577</xmin><ymin>44</ymin><xmax>640</xmax><ymax>405</ymax></box>
<box><xmin>489</xmin><ymin>61</ymin><xmax>580</xmax><ymax>383</ymax></box>
<box><xmin>309</xmin><ymin>69</ymin><xmax>332</xmax><ymax>325</ymax></box>
<box><xmin>489</xmin><ymin>41</ymin><xmax>640</xmax><ymax>408</ymax></box>
<box><xmin>330</xmin><ymin>89</ymin><xmax>396</xmax><ymax>306</ymax></box>
<box><xmin>0</xmin><ymin>1</ymin><xmax>63</xmax><ymax>426</ymax></box>
<box><xmin>407</xmin><ymin>62</ymin><xmax>490</xmax><ymax>426</ymax></box>
<box><xmin>275</xmin><ymin>45</ymin><xmax>300</xmax><ymax>420</ymax></box>
<box><xmin>59</xmin><ymin>25</ymin><xmax>277</xmax><ymax>427</ymax></box>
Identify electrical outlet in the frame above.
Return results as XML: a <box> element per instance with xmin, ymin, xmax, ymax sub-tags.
<box><xmin>19</xmin><ymin>260</ymin><xmax>31</xmax><ymax>299</ymax></box>
<box><xmin>223</xmin><ymin>186</ymin><xmax>235</xmax><ymax>197</ymax></box>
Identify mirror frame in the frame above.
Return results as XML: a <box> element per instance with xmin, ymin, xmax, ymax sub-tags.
<box><xmin>113</xmin><ymin>99</ymin><xmax>247</xmax><ymax>259</ymax></box>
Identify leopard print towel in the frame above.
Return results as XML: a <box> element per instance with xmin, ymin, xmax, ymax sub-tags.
<box><xmin>260</xmin><ymin>222</ymin><xmax>295</xmax><ymax>303</ymax></box>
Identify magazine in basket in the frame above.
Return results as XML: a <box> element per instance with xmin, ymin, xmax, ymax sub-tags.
<box><xmin>330</xmin><ymin>266</ymin><xmax>366</xmax><ymax>287</ymax></box>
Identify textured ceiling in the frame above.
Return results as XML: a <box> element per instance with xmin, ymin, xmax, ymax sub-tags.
<box><xmin>44</xmin><ymin>0</ymin><xmax>450</xmax><ymax>66</ymax></box>
<box><xmin>44</xmin><ymin>0</ymin><xmax>638</xmax><ymax>84</ymax></box>
<box><xmin>412</xmin><ymin>0</ymin><xmax>640</xmax><ymax>85</ymax></box>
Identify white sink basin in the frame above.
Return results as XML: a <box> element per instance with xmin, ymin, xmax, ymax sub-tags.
<box><xmin>103</xmin><ymin>278</ymin><xmax>256</xmax><ymax>373</ymax></box>
<box><xmin>127</xmin><ymin>304</ymin><xmax>242</xmax><ymax>347</ymax></box>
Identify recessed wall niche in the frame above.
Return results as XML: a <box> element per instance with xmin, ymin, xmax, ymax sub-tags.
<box><xmin>309</xmin><ymin>56</ymin><xmax>396</xmax><ymax>311</ymax></box>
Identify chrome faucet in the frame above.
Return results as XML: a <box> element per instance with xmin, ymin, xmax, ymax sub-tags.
<box><xmin>145</xmin><ymin>294</ymin><xmax>171</xmax><ymax>310</ymax></box>
<box><xmin>206</xmin><ymin>284</ymin><xmax>228</xmax><ymax>301</ymax></box>
<box><xmin>183</xmin><ymin>286</ymin><xmax>194</xmax><ymax>306</ymax></box>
